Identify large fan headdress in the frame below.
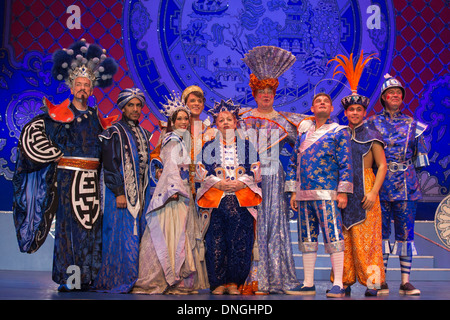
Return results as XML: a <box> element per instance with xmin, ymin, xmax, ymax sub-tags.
<box><xmin>242</xmin><ymin>46</ymin><xmax>296</xmax><ymax>93</ymax></box>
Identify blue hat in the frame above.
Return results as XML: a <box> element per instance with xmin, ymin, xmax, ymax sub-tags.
<box><xmin>208</xmin><ymin>99</ymin><xmax>240</xmax><ymax>122</ymax></box>
<box><xmin>117</xmin><ymin>87</ymin><xmax>146</xmax><ymax>109</ymax></box>
<box><xmin>380</xmin><ymin>73</ymin><xmax>405</xmax><ymax>107</ymax></box>
<box><xmin>51</xmin><ymin>39</ymin><xmax>118</xmax><ymax>89</ymax></box>
<box><xmin>341</xmin><ymin>93</ymin><xmax>370</xmax><ymax>109</ymax></box>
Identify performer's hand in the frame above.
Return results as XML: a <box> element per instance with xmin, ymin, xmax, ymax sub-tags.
<box><xmin>228</xmin><ymin>180</ymin><xmax>246</xmax><ymax>192</ymax></box>
<box><xmin>215</xmin><ymin>179</ymin><xmax>231</xmax><ymax>192</ymax></box>
<box><xmin>169</xmin><ymin>193</ymin><xmax>179</xmax><ymax>201</ymax></box>
<box><xmin>336</xmin><ymin>193</ymin><xmax>348</xmax><ymax>209</ymax></box>
<box><xmin>217</xmin><ymin>179</ymin><xmax>246</xmax><ymax>192</ymax></box>
<box><xmin>290</xmin><ymin>193</ymin><xmax>298</xmax><ymax>211</ymax></box>
<box><xmin>116</xmin><ymin>195</ymin><xmax>127</xmax><ymax>209</ymax></box>
<box><xmin>155</xmin><ymin>168</ymin><xmax>163</xmax><ymax>180</ymax></box>
<box><xmin>361</xmin><ymin>191</ymin><xmax>377</xmax><ymax>210</ymax></box>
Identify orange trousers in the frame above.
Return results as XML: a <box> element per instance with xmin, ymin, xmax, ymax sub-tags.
<box><xmin>332</xmin><ymin>168</ymin><xmax>386</xmax><ymax>288</ymax></box>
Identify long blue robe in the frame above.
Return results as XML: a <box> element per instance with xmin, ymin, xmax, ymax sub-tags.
<box><xmin>13</xmin><ymin>103</ymin><xmax>104</xmax><ymax>288</ymax></box>
<box><xmin>196</xmin><ymin>133</ymin><xmax>262</xmax><ymax>290</ymax></box>
<box><xmin>94</xmin><ymin>118</ymin><xmax>152</xmax><ymax>293</ymax></box>
<box><xmin>342</xmin><ymin>123</ymin><xmax>384</xmax><ymax>229</ymax></box>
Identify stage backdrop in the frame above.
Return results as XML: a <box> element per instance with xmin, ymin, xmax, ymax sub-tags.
<box><xmin>0</xmin><ymin>0</ymin><xmax>449</xmax><ymax>219</ymax></box>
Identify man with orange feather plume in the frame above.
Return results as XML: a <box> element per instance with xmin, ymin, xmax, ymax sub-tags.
<box><xmin>328</xmin><ymin>50</ymin><xmax>388</xmax><ymax>297</ymax></box>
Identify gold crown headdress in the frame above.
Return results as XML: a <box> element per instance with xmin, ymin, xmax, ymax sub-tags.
<box><xmin>181</xmin><ymin>85</ymin><xmax>204</xmax><ymax>104</ymax></box>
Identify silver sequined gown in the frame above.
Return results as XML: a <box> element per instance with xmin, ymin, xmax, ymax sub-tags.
<box><xmin>240</xmin><ymin>108</ymin><xmax>306</xmax><ymax>293</ymax></box>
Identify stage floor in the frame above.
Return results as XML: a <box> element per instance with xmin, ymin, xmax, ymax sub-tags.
<box><xmin>1</xmin><ymin>270</ymin><xmax>449</xmax><ymax>301</ymax></box>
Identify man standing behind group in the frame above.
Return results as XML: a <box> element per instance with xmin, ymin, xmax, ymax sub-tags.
<box><xmin>286</xmin><ymin>93</ymin><xmax>353</xmax><ymax>298</ymax></box>
<box><xmin>366</xmin><ymin>74</ymin><xmax>429</xmax><ymax>295</ymax></box>
<box><xmin>94</xmin><ymin>88</ymin><xmax>152</xmax><ymax>293</ymax></box>
<box><xmin>151</xmin><ymin>86</ymin><xmax>214</xmax><ymax>195</ymax></box>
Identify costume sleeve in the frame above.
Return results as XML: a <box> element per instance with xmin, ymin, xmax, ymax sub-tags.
<box><xmin>148</xmin><ymin>122</ymin><xmax>166</xmax><ymax>185</ymax></box>
<box><xmin>100</xmin><ymin>131</ymin><xmax>125</xmax><ymax>197</ymax></box>
<box><xmin>335</xmin><ymin>127</ymin><xmax>353</xmax><ymax>194</ymax></box>
<box><xmin>196</xmin><ymin>164</ymin><xmax>223</xmax><ymax>208</ymax></box>
<box><xmin>235</xmin><ymin>161</ymin><xmax>262</xmax><ymax>207</ymax></box>
<box><xmin>414</xmin><ymin>121</ymin><xmax>429</xmax><ymax>168</ymax></box>
<box><xmin>235</xmin><ymin>139</ymin><xmax>262</xmax><ymax>207</ymax></box>
<box><xmin>13</xmin><ymin>115</ymin><xmax>61</xmax><ymax>253</ymax></box>
<box><xmin>149</xmin><ymin>138</ymin><xmax>191</xmax><ymax>212</ymax></box>
<box><xmin>17</xmin><ymin>115</ymin><xmax>63</xmax><ymax>169</ymax></box>
<box><xmin>195</xmin><ymin>140</ymin><xmax>223</xmax><ymax>208</ymax></box>
<box><xmin>285</xmin><ymin>134</ymin><xmax>300</xmax><ymax>193</ymax></box>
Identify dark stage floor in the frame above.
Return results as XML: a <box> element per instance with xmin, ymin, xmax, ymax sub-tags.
<box><xmin>0</xmin><ymin>270</ymin><xmax>449</xmax><ymax>301</ymax></box>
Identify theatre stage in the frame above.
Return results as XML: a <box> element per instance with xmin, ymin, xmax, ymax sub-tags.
<box><xmin>0</xmin><ymin>270</ymin><xmax>448</xmax><ymax>301</ymax></box>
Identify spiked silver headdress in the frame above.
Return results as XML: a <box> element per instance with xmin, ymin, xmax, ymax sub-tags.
<box><xmin>208</xmin><ymin>99</ymin><xmax>240</xmax><ymax>122</ymax></box>
<box><xmin>160</xmin><ymin>91</ymin><xmax>191</xmax><ymax>118</ymax></box>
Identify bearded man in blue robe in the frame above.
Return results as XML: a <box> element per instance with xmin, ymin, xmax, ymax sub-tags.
<box><xmin>12</xmin><ymin>39</ymin><xmax>118</xmax><ymax>291</ymax></box>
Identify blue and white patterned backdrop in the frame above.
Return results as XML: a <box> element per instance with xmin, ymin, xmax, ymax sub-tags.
<box><xmin>124</xmin><ymin>0</ymin><xmax>394</xmax><ymax>117</ymax></box>
<box><xmin>1</xmin><ymin>0</ymin><xmax>449</xmax><ymax>218</ymax></box>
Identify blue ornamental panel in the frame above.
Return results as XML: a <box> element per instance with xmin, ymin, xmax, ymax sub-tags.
<box><xmin>123</xmin><ymin>0</ymin><xmax>395</xmax><ymax>117</ymax></box>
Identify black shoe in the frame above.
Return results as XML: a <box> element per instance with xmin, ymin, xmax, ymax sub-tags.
<box><xmin>57</xmin><ymin>284</ymin><xmax>72</xmax><ymax>292</ymax></box>
<box><xmin>365</xmin><ymin>288</ymin><xmax>378</xmax><ymax>296</ymax></box>
<box><xmin>378</xmin><ymin>282</ymin><xmax>389</xmax><ymax>295</ymax></box>
<box><xmin>399</xmin><ymin>282</ymin><xmax>420</xmax><ymax>295</ymax></box>
<box><xmin>285</xmin><ymin>284</ymin><xmax>316</xmax><ymax>295</ymax></box>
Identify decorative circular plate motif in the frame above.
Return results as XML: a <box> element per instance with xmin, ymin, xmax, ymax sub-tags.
<box><xmin>435</xmin><ymin>195</ymin><xmax>450</xmax><ymax>249</ymax></box>
<box><xmin>123</xmin><ymin>0</ymin><xmax>395</xmax><ymax>120</ymax></box>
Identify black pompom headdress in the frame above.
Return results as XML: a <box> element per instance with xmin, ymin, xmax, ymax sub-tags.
<box><xmin>51</xmin><ymin>39</ymin><xmax>118</xmax><ymax>88</ymax></box>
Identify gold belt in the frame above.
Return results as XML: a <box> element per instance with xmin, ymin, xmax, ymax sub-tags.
<box><xmin>58</xmin><ymin>157</ymin><xmax>100</xmax><ymax>171</ymax></box>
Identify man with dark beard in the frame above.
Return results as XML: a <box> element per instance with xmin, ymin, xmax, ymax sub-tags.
<box><xmin>13</xmin><ymin>39</ymin><xmax>118</xmax><ymax>291</ymax></box>
<box><xmin>94</xmin><ymin>88</ymin><xmax>153</xmax><ymax>293</ymax></box>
